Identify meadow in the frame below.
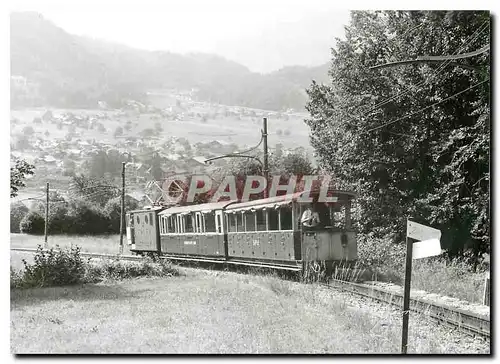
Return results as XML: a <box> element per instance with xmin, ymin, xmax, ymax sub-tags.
<box><xmin>10</xmin><ymin>265</ymin><xmax>489</xmax><ymax>354</ymax></box>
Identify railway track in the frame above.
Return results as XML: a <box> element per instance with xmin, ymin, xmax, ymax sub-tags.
<box><xmin>323</xmin><ymin>279</ymin><xmax>490</xmax><ymax>338</ymax></box>
<box><xmin>11</xmin><ymin>247</ymin><xmax>490</xmax><ymax>338</ymax></box>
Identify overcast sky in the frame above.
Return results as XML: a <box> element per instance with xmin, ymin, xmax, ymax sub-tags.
<box><xmin>9</xmin><ymin>0</ymin><xmax>351</xmax><ymax>73</ymax></box>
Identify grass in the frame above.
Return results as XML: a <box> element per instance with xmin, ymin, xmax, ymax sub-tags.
<box><xmin>357</xmin><ymin>234</ymin><xmax>490</xmax><ymax>305</ymax></box>
<box><xmin>11</xmin><ymin>233</ymin><xmax>132</xmax><ymax>255</ymax></box>
<box><xmin>411</xmin><ymin>259</ymin><xmax>488</xmax><ymax>304</ymax></box>
<box><xmin>10</xmin><ymin>269</ymin><xmax>490</xmax><ymax>354</ymax></box>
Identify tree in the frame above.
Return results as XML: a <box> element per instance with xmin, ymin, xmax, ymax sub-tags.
<box><xmin>70</xmin><ymin>174</ymin><xmax>119</xmax><ymax>207</ymax></box>
<box><xmin>305</xmin><ymin>11</ymin><xmax>490</xmax><ymax>259</ymax></box>
<box><xmin>154</xmin><ymin>122</ymin><xmax>163</xmax><ymax>133</ymax></box>
<box><xmin>97</xmin><ymin>123</ymin><xmax>106</xmax><ymax>133</ymax></box>
<box><xmin>140</xmin><ymin>128</ymin><xmax>155</xmax><ymax>138</ymax></box>
<box><xmin>22</xmin><ymin>125</ymin><xmax>34</xmax><ymax>136</ymax></box>
<box><xmin>114</xmin><ymin>126</ymin><xmax>124</xmax><ymax>138</ymax></box>
<box><xmin>10</xmin><ymin>159</ymin><xmax>35</xmax><ymax>197</ymax></box>
<box><xmin>124</xmin><ymin>121</ymin><xmax>133</xmax><ymax>132</ymax></box>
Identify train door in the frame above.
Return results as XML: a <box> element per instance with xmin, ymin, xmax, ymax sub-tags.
<box><xmin>134</xmin><ymin>211</ymin><xmax>157</xmax><ymax>251</ymax></box>
<box><xmin>126</xmin><ymin>213</ymin><xmax>134</xmax><ymax>246</ymax></box>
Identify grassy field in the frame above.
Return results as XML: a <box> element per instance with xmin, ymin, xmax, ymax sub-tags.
<box><xmin>410</xmin><ymin>259</ymin><xmax>488</xmax><ymax>305</ymax></box>
<box><xmin>10</xmin><ymin>107</ymin><xmax>311</xmax><ymax>149</ymax></box>
<box><xmin>10</xmin><ymin>266</ymin><xmax>489</xmax><ymax>354</ymax></box>
<box><xmin>10</xmin><ymin>233</ymin><xmax>132</xmax><ymax>256</ymax></box>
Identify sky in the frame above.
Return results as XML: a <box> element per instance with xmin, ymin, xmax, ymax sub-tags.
<box><xmin>8</xmin><ymin>0</ymin><xmax>351</xmax><ymax>73</ymax></box>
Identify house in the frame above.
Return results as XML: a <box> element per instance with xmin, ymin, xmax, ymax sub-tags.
<box><xmin>44</xmin><ymin>155</ymin><xmax>57</xmax><ymax>164</ymax></box>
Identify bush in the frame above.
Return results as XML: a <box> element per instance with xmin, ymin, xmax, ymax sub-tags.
<box><xmin>356</xmin><ymin>232</ymin><xmax>405</xmax><ymax>283</ymax></box>
<box><xmin>85</xmin><ymin>258</ymin><xmax>180</xmax><ymax>282</ymax></box>
<box><xmin>66</xmin><ymin>198</ymin><xmax>110</xmax><ymax>234</ymax></box>
<box><xmin>104</xmin><ymin>196</ymin><xmax>139</xmax><ymax>233</ymax></box>
<box><xmin>12</xmin><ymin>245</ymin><xmax>87</xmax><ymax>288</ymax></box>
<box><xmin>11</xmin><ymin>247</ymin><xmax>180</xmax><ymax>289</ymax></box>
<box><xmin>10</xmin><ymin>203</ymin><xmax>29</xmax><ymax>233</ymax></box>
<box><xmin>19</xmin><ymin>211</ymin><xmax>45</xmax><ymax>235</ymax></box>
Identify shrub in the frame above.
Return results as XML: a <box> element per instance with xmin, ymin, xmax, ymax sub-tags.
<box><xmin>48</xmin><ymin>202</ymin><xmax>74</xmax><ymax>234</ymax></box>
<box><xmin>85</xmin><ymin>258</ymin><xmax>180</xmax><ymax>282</ymax></box>
<box><xmin>67</xmin><ymin>198</ymin><xmax>110</xmax><ymax>234</ymax></box>
<box><xmin>10</xmin><ymin>203</ymin><xmax>29</xmax><ymax>233</ymax></box>
<box><xmin>104</xmin><ymin>196</ymin><xmax>139</xmax><ymax>233</ymax></box>
<box><xmin>19</xmin><ymin>211</ymin><xmax>45</xmax><ymax>235</ymax></box>
<box><xmin>12</xmin><ymin>245</ymin><xmax>87</xmax><ymax>288</ymax></box>
<box><xmin>356</xmin><ymin>232</ymin><xmax>406</xmax><ymax>283</ymax></box>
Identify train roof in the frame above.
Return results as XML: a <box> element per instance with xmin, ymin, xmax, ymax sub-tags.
<box><xmin>159</xmin><ymin>200</ymin><xmax>239</xmax><ymax>216</ymax></box>
<box><xmin>225</xmin><ymin>190</ymin><xmax>357</xmax><ymax>212</ymax></box>
<box><xmin>129</xmin><ymin>206</ymin><xmax>165</xmax><ymax>214</ymax></box>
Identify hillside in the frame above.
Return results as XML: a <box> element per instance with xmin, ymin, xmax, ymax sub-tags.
<box><xmin>10</xmin><ymin>12</ymin><xmax>330</xmax><ymax>111</ymax></box>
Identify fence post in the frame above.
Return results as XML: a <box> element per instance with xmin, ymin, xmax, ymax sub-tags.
<box><xmin>44</xmin><ymin>182</ymin><xmax>49</xmax><ymax>248</ymax></box>
<box><xmin>483</xmin><ymin>273</ymin><xmax>490</xmax><ymax>306</ymax></box>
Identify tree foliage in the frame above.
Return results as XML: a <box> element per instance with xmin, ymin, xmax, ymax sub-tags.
<box><xmin>10</xmin><ymin>159</ymin><xmax>35</xmax><ymax>197</ymax></box>
<box><xmin>306</xmin><ymin>11</ymin><xmax>490</xmax><ymax>259</ymax></box>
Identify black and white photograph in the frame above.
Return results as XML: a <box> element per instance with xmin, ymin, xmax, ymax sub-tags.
<box><xmin>7</xmin><ymin>0</ymin><xmax>491</xmax><ymax>355</ymax></box>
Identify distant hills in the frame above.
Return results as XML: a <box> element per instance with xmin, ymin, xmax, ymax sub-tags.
<box><xmin>10</xmin><ymin>12</ymin><xmax>331</xmax><ymax>111</ymax></box>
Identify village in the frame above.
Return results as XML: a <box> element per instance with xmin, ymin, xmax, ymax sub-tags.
<box><xmin>10</xmin><ymin>89</ymin><xmax>312</xmax><ymax>208</ymax></box>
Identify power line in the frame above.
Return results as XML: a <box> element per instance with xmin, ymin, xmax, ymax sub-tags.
<box><xmin>312</xmin><ymin>18</ymin><xmax>490</xmax><ymax>129</ymax></box>
<box><xmin>370</xmin><ymin>44</ymin><xmax>490</xmax><ymax>70</ymax></box>
<box><xmin>358</xmin><ymin>20</ymin><xmax>490</xmax><ymax>118</ymax></box>
<box><xmin>361</xmin><ymin>79</ymin><xmax>488</xmax><ymax>134</ymax></box>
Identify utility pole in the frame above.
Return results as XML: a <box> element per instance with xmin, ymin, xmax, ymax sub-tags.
<box><xmin>401</xmin><ymin>232</ymin><xmax>414</xmax><ymax>354</ymax></box>
<box><xmin>119</xmin><ymin>162</ymin><xmax>125</xmax><ymax>254</ymax></box>
<box><xmin>262</xmin><ymin>117</ymin><xmax>269</xmax><ymax>198</ymax></box>
<box><xmin>44</xmin><ymin>182</ymin><xmax>49</xmax><ymax>248</ymax></box>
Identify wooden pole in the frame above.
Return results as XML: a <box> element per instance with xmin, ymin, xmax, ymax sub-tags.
<box><xmin>401</xmin><ymin>229</ymin><xmax>414</xmax><ymax>354</ymax></box>
<box><xmin>119</xmin><ymin>162</ymin><xmax>125</xmax><ymax>254</ymax></box>
<box><xmin>262</xmin><ymin>117</ymin><xmax>269</xmax><ymax>198</ymax></box>
<box><xmin>44</xmin><ymin>182</ymin><xmax>49</xmax><ymax>247</ymax></box>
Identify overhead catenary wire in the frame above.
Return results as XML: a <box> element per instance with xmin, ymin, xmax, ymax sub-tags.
<box><xmin>356</xmin><ymin>19</ymin><xmax>490</xmax><ymax>119</ymax></box>
<box><xmin>361</xmin><ymin>79</ymin><xmax>489</xmax><ymax>134</ymax></box>
<box><xmin>310</xmin><ymin>19</ymin><xmax>491</xmax><ymax>128</ymax></box>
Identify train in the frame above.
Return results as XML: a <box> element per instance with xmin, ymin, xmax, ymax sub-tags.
<box><xmin>125</xmin><ymin>189</ymin><xmax>357</xmax><ymax>274</ymax></box>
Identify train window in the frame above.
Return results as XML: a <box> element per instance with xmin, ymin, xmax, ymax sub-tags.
<box><xmin>280</xmin><ymin>206</ymin><xmax>293</xmax><ymax>230</ymax></box>
<box><xmin>195</xmin><ymin>213</ymin><xmax>202</xmax><ymax>233</ymax></box>
<box><xmin>228</xmin><ymin>214</ymin><xmax>237</xmax><ymax>233</ymax></box>
<box><xmin>169</xmin><ymin>216</ymin><xmax>177</xmax><ymax>233</ymax></box>
<box><xmin>184</xmin><ymin>214</ymin><xmax>194</xmax><ymax>233</ymax></box>
<box><xmin>136</xmin><ymin>215</ymin><xmax>140</xmax><ymax>224</ymax></box>
<box><xmin>236</xmin><ymin>213</ymin><xmax>244</xmax><ymax>232</ymax></box>
<box><xmin>244</xmin><ymin>212</ymin><xmax>256</xmax><ymax>232</ymax></box>
<box><xmin>204</xmin><ymin>213</ymin><xmax>217</xmax><ymax>233</ymax></box>
<box><xmin>145</xmin><ymin>214</ymin><xmax>149</xmax><ymax>224</ymax></box>
<box><xmin>149</xmin><ymin>213</ymin><xmax>154</xmax><ymax>226</ymax></box>
<box><xmin>268</xmin><ymin>209</ymin><xmax>279</xmax><ymax>231</ymax></box>
<box><xmin>256</xmin><ymin>209</ymin><xmax>266</xmax><ymax>231</ymax></box>
<box><xmin>216</xmin><ymin>214</ymin><xmax>222</xmax><ymax>233</ymax></box>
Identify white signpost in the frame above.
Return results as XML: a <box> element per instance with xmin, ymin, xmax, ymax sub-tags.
<box><xmin>401</xmin><ymin>219</ymin><xmax>442</xmax><ymax>354</ymax></box>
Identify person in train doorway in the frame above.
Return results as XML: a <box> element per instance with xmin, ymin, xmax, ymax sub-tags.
<box><xmin>301</xmin><ymin>203</ymin><xmax>321</xmax><ymax>231</ymax></box>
